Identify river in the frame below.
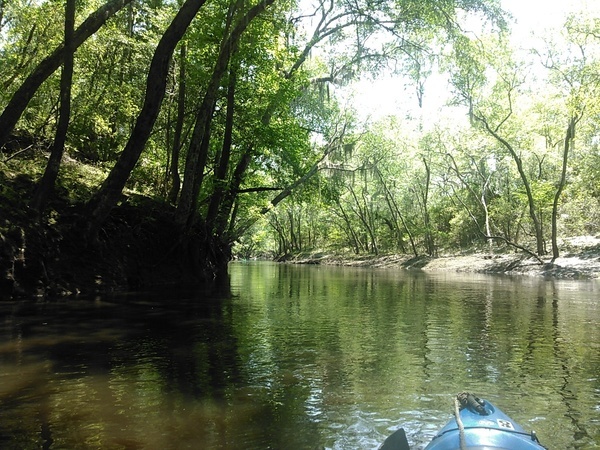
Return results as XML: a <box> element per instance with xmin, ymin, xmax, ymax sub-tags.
<box><xmin>0</xmin><ymin>261</ymin><xmax>599</xmax><ymax>449</ymax></box>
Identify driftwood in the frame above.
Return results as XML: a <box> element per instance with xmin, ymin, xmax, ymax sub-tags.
<box><xmin>482</xmin><ymin>234</ymin><xmax>544</xmax><ymax>265</ymax></box>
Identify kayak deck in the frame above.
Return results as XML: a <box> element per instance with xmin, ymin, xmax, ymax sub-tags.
<box><xmin>380</xmin><ymin>393</ymin><xmax>546</xmax><ymax>450</ymax></box>
<box><xmin>425</xmin><ymin>397</ymin><xmax>544</xmax><ymax>449</ymax></box>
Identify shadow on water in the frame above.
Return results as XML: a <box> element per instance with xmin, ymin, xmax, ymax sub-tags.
<box><xmin>0</xmin><ymin>262</ymin><xmax>599</xmax><ymax>449</ymax></box>
<box><xmin>0</xmin><ymin>273</ymin><xmax>330</xmax><ymax>449</ymax></box>
<box><xmin>1</xmin><ymin>284</ymin><xmax>242</xmax><ymax>449</ymax></box>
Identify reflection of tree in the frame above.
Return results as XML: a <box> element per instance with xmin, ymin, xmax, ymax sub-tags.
<box><xmin>549</xmin><ymin>287</ymin><xmax>591</xmax><ymax>443</ymax></box>
<box><xmin>413</xmin><ymin>276</ymin><xmax>434</xmax><ymax>382</ymax></box>
<box><xmin>511</xmin><ymin>282</ymin><xmax>599</xmax><ymax>447</ymax></box>
<box><xmin>137</xmin><ymin>292</ymin><xmax>243</xmax><ymax>400</ymax></box>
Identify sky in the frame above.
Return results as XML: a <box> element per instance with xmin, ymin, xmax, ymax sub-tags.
<box><xmin>502</xmin><ymin>0</ymin><xmax>599</xmax><ymax>39</ymax></box>
<box><xmin>345</xmin><ymin>0</ymin><xmax>600</xmax><ymax>121</ymax></box>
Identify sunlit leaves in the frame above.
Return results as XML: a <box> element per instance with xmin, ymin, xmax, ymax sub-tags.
<box><xmin>0</xmin><ymin>0</ymin><xmax>63</xmax><ymax>97</ymax></box>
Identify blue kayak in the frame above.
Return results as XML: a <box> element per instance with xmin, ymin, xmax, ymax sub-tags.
<box><xmin>380</xmin><ymin>393</ymin><xmax>547</xmax><ymax>450</ymax></box>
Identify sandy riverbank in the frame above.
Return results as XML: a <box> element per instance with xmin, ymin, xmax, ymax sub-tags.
<box><xmin>290</xmin><ymin>236</ymin><xmax>600</xmax><ymax>280</ymax></box>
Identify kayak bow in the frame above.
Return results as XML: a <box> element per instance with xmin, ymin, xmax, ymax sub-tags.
<box><xmin>381</xmin><ymin>392</ymin><xmax>547</xmax><ymax>450</ymax></box>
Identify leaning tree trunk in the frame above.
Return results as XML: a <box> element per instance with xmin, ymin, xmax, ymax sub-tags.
<box><xmin>0</xmin><ymin>0</ymin><xmax>134</xmax><ymax>148</ymax></box>
<box><xmin>85</xmin><ymin>0</ymin><xmax>208</xmax><ymax>239</ymax></box>
<box><xmin>168</xmin><ymin>42</ymin><xmax>187</xmax><ymax>204</ymax></box>
<box><xmin>30</xmin><ymin>0</ymin><xmax>76</xmax><ymax>215</ymax></box>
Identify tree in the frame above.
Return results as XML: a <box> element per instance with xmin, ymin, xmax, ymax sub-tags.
<box><xmin>0</xmin><ymin>0</ymin><xmax>514</xmax><ymax>288</ymax></box>
<box><xmin>174</xmin><ymin>0</ymin><xmax>278</xmax><ymax>230</ymax></box>
<box><xmin>85</xmin><ymin>0</ymin><xmax>210</xmax><ymax>239</ymax></box>
<box><xmin>536</xmin><ymin>14</ymin><xmax>600</xmax><ymax>260</ymax></box>
<box><xmin>30</xmin><ymin>0</ymin><xmax>76</xmax><ymax>214</ymax></box>
<box><xmin>550</xmin><ymin>116</ymin><xmax>580</xmax><ymax>260</ymax></box>
<box><xmin>448</xmin><ymin>33</ymin><xmax>550</xmax><ymax>257</ymax></box>
<box><xmin>167</xmin><ymin>40</ymin><xmax>187</xmax><ymax>204</ymax></box>
<box><xmin>0</xmin><ymin>0</ymin><xmax>135</xmax><ymax>148</ymax></box>
<box><xmin>202</xmin><ymin>0</ymin><xmax>506</xmax><ymax>257</ymax></box>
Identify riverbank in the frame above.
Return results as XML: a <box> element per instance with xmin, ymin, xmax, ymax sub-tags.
<box><xmin>288</xmin><ymin>236</ymin><xmax>600</xmax><ymax>279</ymax></box>
<box><xmin>2</xmin><ymin>164</ymin><xmax>598</xmax><ymax>301</ymax></box>
<box><xmin>1</xmin><ymin>152</ymin><xmax>235</xmax><ymax>300</ymax></box>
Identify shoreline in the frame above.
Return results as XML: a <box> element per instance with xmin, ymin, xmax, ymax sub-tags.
<box><xmin>287</xmin><ymin>237</ymin><xmax>600</xmax><ymax>280</ymax></box>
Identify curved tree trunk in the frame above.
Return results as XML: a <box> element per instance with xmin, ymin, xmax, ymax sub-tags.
<box><xmin>86</xmin><ymin>0</ymin><xmax>208</xmax><ymax>239</ymax></box>
<box><xmin>476</xmin><ymin>115</ymin><xmax>546</xmax><ymax>256</ymax></box>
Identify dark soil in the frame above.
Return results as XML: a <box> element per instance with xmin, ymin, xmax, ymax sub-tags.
<box><xmin>0</xmin><ymin>172</ymin><xmax>221</xmax><ymax>300</ymax></box>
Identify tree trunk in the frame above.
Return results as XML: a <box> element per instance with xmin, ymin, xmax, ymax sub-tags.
<box><xmin>0</xmin><ymin>0</ymin><xmax>134</xmax><ymax>148</ymax></box>
<box><xmin>30</xmin><ymin>0</ymin><xmax>76</xmax><ymax>215</ymax></box>
<box><xmin>269</xmin><ymin>214</ymin><xmax>290</xmax><ymax>255</ymax></box>
<box><xmin>420</xmin><ymin>157</ymin><xmax>435</xmax><ymax>256</ymax></box>
<box><xmin>86</xmin><ymin>0</ymin><xmax>207</xmax><ymax>239</ymax></box>
<box><xmin>348</xmin><ymin>185</ymin><xmax>378</xmax><ymax>255</ymax></box>
<box><xmin>479</xmin><ymin>172</ymin><xmax>493</xmax><ymax>250</ymax></box>
<box><xmin>186</xmin><ymin>104</ymin><xmax>216</xmax><ymax>227</ymax></box>
<box><xmin>175</xmin><ymin>0</ymin><xmax>277</xmax><ymax>229</ymax></box>
<box><xmin>334</xmin><ymin>199</ymin><xmax>361</xmax><ymax>254</ymax></box>
<box><xmin>375</xmin><ymin>166</ymin><xmax>418</xmax><ymax>257</ymax></box>
<box><xmin>213</xmin><ymin>146</ymin><xmax>253</xmax><ymax>238</ymax></box>
<box><xmin>445</xmin><ymin>152</ymin><xmax>494</xmax><ymax>250</ymax></box>
<box><xmin>168</xmin><ymin>42</ymin><xmax>187</xmax><ymax>204</ymax></box>
<box><xmin>551</xmin><ymin>115</ymin><xmax>579</xmax><ymax>261</ymax></box>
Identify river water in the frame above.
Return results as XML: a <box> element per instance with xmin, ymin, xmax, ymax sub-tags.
<box><xmin>1</xmin><ymin>261</ymin><xmax>599</xmax><ymax>449</ymax></box>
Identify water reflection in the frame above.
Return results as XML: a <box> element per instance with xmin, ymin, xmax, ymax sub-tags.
<box><xmin>0</xmin><ymin>263</ymin><xmax>599</xmax><ymax>449</ymax></box>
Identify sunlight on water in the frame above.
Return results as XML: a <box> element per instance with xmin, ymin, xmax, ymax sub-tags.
<box><xmin>0</xmin><ymin>263</ymin><xmax>599</xmax><ymax>449</ymax></box>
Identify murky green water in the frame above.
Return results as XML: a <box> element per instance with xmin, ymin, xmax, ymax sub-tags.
<box><xmin>1</xmin><ymin>262</ymin><xmax>599</xmax><ymax>449</ymax></box>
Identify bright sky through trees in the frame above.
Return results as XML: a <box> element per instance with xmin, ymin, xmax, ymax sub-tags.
<box><xmin>348</xmin><ymin>0</ymin><xmax>600</xmax><ymax>121</ymax></box>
